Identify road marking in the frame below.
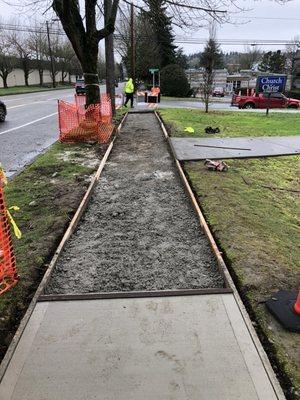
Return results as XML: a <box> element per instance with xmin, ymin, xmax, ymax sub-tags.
<box><xmin>0</xmin><ymin>112</ymin><xmax>58</xmax><ymax>136</ymax></box>
<box><xmin>2</xmin><ymin>90</ymin><xmax>74</xmax><ymax>103</ymax></box>
<box><xmin>3</xmin><ymin>96</ymin><xmax>32</xmax><ymax>102</ymax></box>
<box><xmin>7</xmin><ymin>102</ymin><xmax>46</xmax><ymax>110</ymax></box>
<box><xmin>7</xmin><ymin>96</ymin><xmax>73</xmax><ymax>110</ymax></box>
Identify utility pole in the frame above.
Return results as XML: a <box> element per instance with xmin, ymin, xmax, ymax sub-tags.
<box><xmin>130</xmin><ymin>2</ymin><xmax>136</xmax><ymax>85</ymax></box>
<box><xmin>46</xmin><ymin>21</ymin><xmax>56</xmax><ymax>88</ymax></box>
<box><xmin>104</xmin><ymin>0</ymin><xmax>116</xmax><ymax>115</ymax></box>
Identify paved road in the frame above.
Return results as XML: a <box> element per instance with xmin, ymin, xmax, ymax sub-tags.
<box><xmin>157</xmin><ymin>99</ymin><xmax>300</xmax><ymax>112</ymax></box>
<box><xmin>0</xmin><ymin>85</ymin><xmax>114</xmax><ymax>177</ymax></box>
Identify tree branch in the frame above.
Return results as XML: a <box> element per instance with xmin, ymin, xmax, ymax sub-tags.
<box><xmin>97</xmin><ymin>0</ymin><xmax>120</xmax><ymax>40</ymax></box>
<box><xmin>164</xmin><ymin>0</ymin><xmax>226</xmax><ymax>14</ymax></box>
<box><xmin>52</xmin><ymin>0</ymin><xmax>86</xmax><ymax>62</ymax></box>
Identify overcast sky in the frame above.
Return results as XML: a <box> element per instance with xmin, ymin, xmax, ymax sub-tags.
<box><xmin>0</xmin><ymin>0</ymin><xmax>299</xmax><ymax>54</ymax></box>
<box><xmin>177</xmin><ymin>0</ymin><xmax>300</xmax><ymax>54</ymax></box>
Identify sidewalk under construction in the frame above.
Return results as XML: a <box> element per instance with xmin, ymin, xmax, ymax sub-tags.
<box><xmin>0</xmin><ymin>111</ymin><xmax>285</xmax><ymax>400</ymax></box>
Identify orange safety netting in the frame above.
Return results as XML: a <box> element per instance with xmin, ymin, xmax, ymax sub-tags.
<box><xmin>58</xmin><ymin>94</ymin><xmax>114</xmax><ymax>144</ymax></box>
<box><xmin>0</xmin><ymin>172</ymin><xmax>19</xmax><ymax>296</ymax></box>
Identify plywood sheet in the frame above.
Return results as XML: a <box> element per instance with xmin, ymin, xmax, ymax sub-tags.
<box><xmin>170</xmin><ymin>136</ymin><xmax>300</xmax><ymax>160</ymax></box>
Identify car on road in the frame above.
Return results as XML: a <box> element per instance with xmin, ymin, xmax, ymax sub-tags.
<box><xmin>231</xmin><ymin>92</ymin><xmax>300</xmax><ymax>109</ymax></box>
<box><xmin>0</xmin><ymin>100</ymin><xmax>7</xmax><ymax>122</ymax></box>
<box><xmin>75</xmin><ymin>79</ymin><xmax>86</xmax><ymax>95</ymax></box>
<box><xmin>212</xmin><ymin>87</ymin><xmax>225</xmax><ymax>97</ymax></box>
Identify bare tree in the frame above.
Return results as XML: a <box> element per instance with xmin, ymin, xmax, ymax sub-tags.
<box><xmin>239</xmin><ymin>46</ymin><xmax>261</xmax><ymax>70</ymax></box>
<box><xmin>0</xmin><ymin>33</ymin><xmax>15</xmax><ymax>88</ymax></box>
<box><xmin>285</xmin><ymin>36</ymin><xmax>300</xmax><ymax>76</ymax></box>
<box><xmin>28</xmin><ymin>26</ymin><xmax>48</xmax><ymax>86</ymax></box>
<box><xmin>9</xmin><ymin>30</ymin><xmax>33</xmax><ymax>86</ymax></box>
<box><xmin>56</xmin><ymin>39</ymin><xmax>76</xmax><ymax>84</ymax></box>
<box><xmin>199</xmin><ymin>24</ymin><xmax>221</xmax><ymax>113</ymax></box>
<box><xmin>52</xmin><ymin>0</ymin><xmax>120</xmax><ymax>106</ymax></box>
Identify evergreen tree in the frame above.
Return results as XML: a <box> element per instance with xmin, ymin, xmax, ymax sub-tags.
<box><xmin>160</xmin><ymin>64</ymin><xmax>190</xmax><ymax>96</ymax></box>
<box><xmin>258</xmin><ymin>50</ymin><xmax>286</xmax><ymax>73</ymax></box>
<box><xmin>145</xmin><ymin>0</ymin><xmax>177</xmax><ymax>68</ymax></box>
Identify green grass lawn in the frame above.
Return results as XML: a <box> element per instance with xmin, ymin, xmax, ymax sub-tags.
<box><xmin>161</xmin><ymin>108</ymin><xmax>300</xmax><ymax>400</ymax></box>
<box><xmin>0</xmin><ymin>142</ymin><xmax>102</xmax><ymax>360</ymax></box>
<box><xmin>0</xmin><ymin>85</ymin><xmax>72</xmax><ymax>96</ymax></box>
<box><xmin>160</xmin><ymin>108</ymin><xmax>300</xmax><ymax>138</ymax></box>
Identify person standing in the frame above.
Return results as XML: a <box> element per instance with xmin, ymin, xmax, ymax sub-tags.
<box><xmin>124</xmin><ymin>78</ymin><xmax>134</xmax><ymax>108</ymax></box>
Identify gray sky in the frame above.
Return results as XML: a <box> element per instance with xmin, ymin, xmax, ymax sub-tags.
<box><xmin>0</xmin><ymin>0</ymin><xmax>299</xmax><ymax>54</ymax></box>
<box><xmin>177</xmin><ymin>0</ymin><xmax>300</xmax><ymax>53</ymax></box>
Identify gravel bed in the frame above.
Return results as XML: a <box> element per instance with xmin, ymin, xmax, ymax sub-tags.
<box><xmin>46</xmin><ymin>113</ymin><xmax>224</xmax><ymax>294</ymax></box>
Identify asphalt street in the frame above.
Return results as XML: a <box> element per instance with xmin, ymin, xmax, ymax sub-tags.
<box><xmin>0</xmin><ymin>85</ymin><xmax>109</xmax><ymax>177</ymax></box>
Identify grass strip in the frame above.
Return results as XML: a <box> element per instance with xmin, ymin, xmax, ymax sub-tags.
<box><xmin>161</xmin><ymin>108</ymin><xmax>300</xmax><ymax>400</ymax></box>
<box><xmin>160</xmin><ymin>108</ymin><xmax>300</xmax><ymax>138</ymax></box>
<box><xmin>0</xmin><ymin>85</ymin><xmax>73</xmax><ymax>96</ymax></box>
<box><xmin>0</xmin><ymin>141</ymin><xmax>104</xmax><ymax>360</ymax></box>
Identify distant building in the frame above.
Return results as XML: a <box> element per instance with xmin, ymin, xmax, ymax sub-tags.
<box><xmin>226</xmin><ymin>70</ymin><xmax>257</xmax><ymax>93</ymax></box>
<box><xmin>185</xmin><ymin>67</ymin><xmax>293</xmax><ymax>95</ymax></box>
<box><xmin>185</xmin><ymin>68</ymin><xmax>228</xmax><ymax>93</ymax></box>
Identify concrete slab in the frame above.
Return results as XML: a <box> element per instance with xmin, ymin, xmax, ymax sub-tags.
<box><xmin>0</xmin><ymin>294</ymin><xmax>282</xmax><ymax>400</ymax></box>
<box><xmin>169</xmin><ymin>136</ymin><xmax>300</xmax><ymax>160</ymax></box>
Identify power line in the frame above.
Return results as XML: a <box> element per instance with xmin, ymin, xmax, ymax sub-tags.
<box><xmin>1</xmin><ymin>23</ymin><xmax>299</xmax><ymax>47</ymax></box>
<box><xmin>236</xmin><ymin>16</ymin><xmax>300</xmax><ymax>21</ymax></box>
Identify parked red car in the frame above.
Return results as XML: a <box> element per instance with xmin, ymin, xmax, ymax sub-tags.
<box><xmin>231</xmin><ymin>92</ymin><xmax>300</xmax><ymax>109</ymax></box>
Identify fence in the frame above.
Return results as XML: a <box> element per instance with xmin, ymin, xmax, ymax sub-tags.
<box><xmin>58</xmin><ymin>94</ymin><xmax>114</xmax><ymax>144</ymax></box>
<box><xmin>0</xmin><ymin>170</ymin><xmax>19</xmax><ymax>296</ymax></box>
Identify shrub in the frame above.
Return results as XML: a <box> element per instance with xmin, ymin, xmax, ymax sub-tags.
<box><xmin>160</xmin><ymin>64</ymin><xmax>190</xmax><ymax>97</ymax></box>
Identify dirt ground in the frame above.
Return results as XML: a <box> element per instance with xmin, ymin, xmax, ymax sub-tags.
<box><xmin>0</xmin><ymin>143</ymin><xmax>104</xmax><ymax>361</ymax></box>
<box><xmin>47</xmin><ymin>113</ymin><xmax>223</xmax><ymax>294</ymax></box>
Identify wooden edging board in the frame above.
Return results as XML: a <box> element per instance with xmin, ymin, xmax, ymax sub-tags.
<box><xmin>39</xmin><ymin>287</ymin><xmax>233</xmax><ymax>302</ymax></box>
<box><xmin>0</xmin><ymin>112</ymin><xmax>128</xmax><ymax>383</ymax></box>
<box><xmin>154</xmin><ymin>111</ymin><xmax>286</xmax><ymax>400</ymax></box>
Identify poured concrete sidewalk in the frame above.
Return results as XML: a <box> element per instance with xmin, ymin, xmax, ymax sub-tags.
<box><xmin>0</xmin><ymin>294</ymin><xmax>284</xmax><ymax>400</ymax></box>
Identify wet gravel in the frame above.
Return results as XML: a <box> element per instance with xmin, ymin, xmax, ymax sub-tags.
<box><xmin>46</xmin><ymin>112</ymin><xmax>224</xmax><ymax>294</ymax></box>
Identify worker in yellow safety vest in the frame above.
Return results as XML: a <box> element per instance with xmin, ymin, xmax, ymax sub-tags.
<box><xmin>124</xmin><ymin>78</ymin><xmax>134</xmax><ymax>108</ymax></box>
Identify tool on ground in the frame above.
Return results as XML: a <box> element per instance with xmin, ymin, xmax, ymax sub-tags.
<box><xmin>184</xmin><ymin>127</ymin><xmax>195</xmax><ymax>133</ymax></box>
<box><xmin>195</xmin><ymin>144</ymin><xmax>252</xmax><ymax>151</ymax></box>
<box><xmin>204</xmin><ymin>159</ymin><xmax>229</xmax><ymax>172</ymax></box>
<box><xmin>205</xmin><ymin>126</ymin><xmax>220</xmax><ymax>134</ymax></box>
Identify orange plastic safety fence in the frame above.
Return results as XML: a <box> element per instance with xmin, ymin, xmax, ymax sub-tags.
<box><xmin>100</xmin><ymin>94</ymin><xmax>113</xmax><ymax>124</ymax></box>
<box><xmin>58</xmin><ymin>94</ymin><xmax>114</xmax><ymax>144</ymax></box>
<box><xmin>74</xmin><ymin>94</ymin><xmax>113</xmax><ymax>123</ymax></box>
<box><xmin>0</xmin><ymin>173</ymin><xmax>19</xmax><ymax>296</ymax></box>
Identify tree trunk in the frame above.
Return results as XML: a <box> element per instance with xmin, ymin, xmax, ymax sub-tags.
<box><xmin>39</xmin><ymin>69</ymin><xmax>44</xmax><ymax>86</ymax></box>
<box><xmin>1</xmin><ymin>72</ymin><xmax>8</xmax><ymax>88</ymax></box>
<box><xmin>205</xmin><ymin>101</ymin><xmax>209</xmax><ymax>113</ymax></box>
<box><xmin>105</xmin><ymin>34</ymin><xmax>116</xmax><ymax>115</ymax></box>
<box><xmin>24</xmin><ymin>72</ymin><xmax>29</xmax><ymax>86</ymax></box>
<box><xmin>83</xmin><ymin>45</ymin><xmax>100</xmax><ymax>106</ymax></box>
<box><xmin>105</xmin><ymin>0</ymin><xmax>116</xmax><ymax>115</ymax></box>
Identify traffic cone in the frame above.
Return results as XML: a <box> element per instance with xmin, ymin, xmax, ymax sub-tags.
<box><xmin>294</xmin><ymin>290</ymin><xmax>300</xmax><ymax>315</ymax></box>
